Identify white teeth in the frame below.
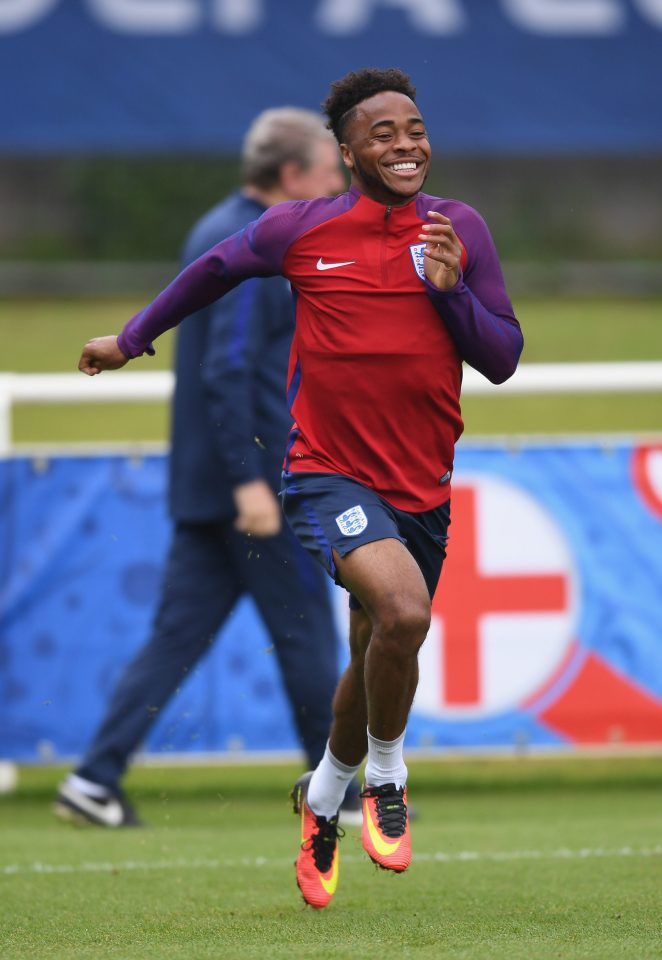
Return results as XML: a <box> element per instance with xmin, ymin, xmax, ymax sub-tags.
<box><xmin>392</xmin><ymin>162</ymin><xmax>417</xmax><ymax>171</ymax></box>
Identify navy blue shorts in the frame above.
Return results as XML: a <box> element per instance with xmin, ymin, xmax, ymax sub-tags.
<box><xmin>281</xmin><ymin>472</ymin><xmax>451</xmax><ymax>609</ymax></box>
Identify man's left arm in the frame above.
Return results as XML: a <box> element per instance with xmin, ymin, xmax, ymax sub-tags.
<box><xmin>200</xmin><ymin>278</ymin><xmax>282</xmax><ymax>537</ymax></box>
<box><xmin>421</xmin><ymin>206</ymin><xmax>523</xmax><ymax>384</ymax></box>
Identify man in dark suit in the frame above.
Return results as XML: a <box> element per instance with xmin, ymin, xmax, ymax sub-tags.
<box><xmin>55</xmin><ymin>108</ymin><xmax>356</xmax><ymax>826</ymax></box>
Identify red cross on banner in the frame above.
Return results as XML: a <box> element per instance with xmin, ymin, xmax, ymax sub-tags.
<box><xmin>432</xmin><ymin>485</ymin><xmax>568</xmax><ymax>706</ymax></box>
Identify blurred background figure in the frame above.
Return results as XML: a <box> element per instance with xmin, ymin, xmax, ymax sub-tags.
<box><xmin>53</xmin><ymin>107</ymin><xmax>360</xmax><ymax>827</ymax></box>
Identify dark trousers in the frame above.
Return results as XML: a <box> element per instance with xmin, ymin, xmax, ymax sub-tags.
<box><xmin>76</xmin><ymin>519</ymin><xmax>340</xmax><ymax>789</ymax></box>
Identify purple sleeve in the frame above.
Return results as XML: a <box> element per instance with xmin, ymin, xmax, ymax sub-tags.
<box><xmin>117</xmin><ymin>210</ymin><xmax>289</xmax><ymax>359</ymax></box>
<box><xmin>420</xmin><ymin>199</ymin><xmax>523</xmax><ymax>385</ymax></box>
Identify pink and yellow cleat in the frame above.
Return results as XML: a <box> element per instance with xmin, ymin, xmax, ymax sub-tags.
<box><xmin>291</xmin><ymin>772</ymin><xmax>342</xmax><ymax>909</ymax></box>
<box><xmin>360</xmin><ymin>782</ymin><xmax>411</xmax><ymax>872</ymax></box>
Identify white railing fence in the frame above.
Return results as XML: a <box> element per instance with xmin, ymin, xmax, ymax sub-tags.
<box><xmin>1</xmin><ymin>361</ymin><xmax>662</xmax><ymax>454</ymax></box>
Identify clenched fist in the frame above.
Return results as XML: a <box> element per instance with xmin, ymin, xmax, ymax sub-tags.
<box><xmin>78</xmin><ymin>336</ymin><xmax>129</xmax><ymax>376</ymax></box>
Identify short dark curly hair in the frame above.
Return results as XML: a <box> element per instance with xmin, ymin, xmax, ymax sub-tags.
<box><xmin>322</xmin><ymin>68</ymin><xmax>417</xmax><ymax>143</ymax></box>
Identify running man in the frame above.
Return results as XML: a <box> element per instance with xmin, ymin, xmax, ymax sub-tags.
<box><xmin>77</xmin><ymin>68</ymin><xmax>523</xmax><ymax>909</ymax></box>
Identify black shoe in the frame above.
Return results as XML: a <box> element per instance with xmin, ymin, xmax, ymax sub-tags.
<box><xmin>54</xmin><ymin>781</ymin><xmax>143</xmax><ymax>828</ymax></box>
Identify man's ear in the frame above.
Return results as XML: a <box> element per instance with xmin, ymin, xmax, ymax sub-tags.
<box><xmin>339</xmin><ymin>144</ymin><xmax>354</xmax><ymax>171</ymax></box>
<box><xmin>278</xmin><ymin>160</ymin><xmax>302</xmax><ymax>195</ymax></box>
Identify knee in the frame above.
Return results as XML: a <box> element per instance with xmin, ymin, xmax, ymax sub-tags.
<box><xmin>372</xmin><ymin>601</ymin><xmax>431</xmax><ymax>657</ymax></box>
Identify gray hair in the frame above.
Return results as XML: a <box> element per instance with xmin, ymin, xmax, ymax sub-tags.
<box><xmin>241</xmin><ymin>107</ymin><xmax>334</xmax><ymax>189</ymax></box>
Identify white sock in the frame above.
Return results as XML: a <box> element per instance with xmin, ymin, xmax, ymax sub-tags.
<box><xmin>307</xmin><ymin>743</ymin><xmax>361</xmax><ymax>820</ymax></box>
<box><xmin>364</xmin><ymin>728</ymin><xmax>407</xmax><ymax>789</ymax></box>
<box><xmin>68</xmin><ymin>774</ymin><xmax>110</xmax><ymax>799</ymax></box>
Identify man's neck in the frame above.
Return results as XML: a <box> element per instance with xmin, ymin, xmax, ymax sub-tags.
<box><xmin>242</xmin><ymin>184</ymin><xmax>289</xmax><ymax>208</ymax></box>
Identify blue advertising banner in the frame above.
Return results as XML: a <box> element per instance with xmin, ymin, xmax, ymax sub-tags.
<box><xmin>0</xmin><ymin>1</ymin><xmax>661</xmax><ymax>152</ymax></box>
<box><xmin>1</xmin><ymin>440</ymin><xmax>662</xmax><ymax>762</ymax></box>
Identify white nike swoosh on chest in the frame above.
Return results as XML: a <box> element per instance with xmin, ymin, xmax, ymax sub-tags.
<box><xmin>316</xmin><ymin>258</ymin><xmax>356</xmax><ymax>271</ymax></box>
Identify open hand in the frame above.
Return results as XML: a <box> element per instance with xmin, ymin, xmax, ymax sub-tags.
<box><xmin>78</xmin><ymin>336</ymin><xmax>129</xmax><ymax>376</ymax></box>
<box><xmin>419</xmin><ymin>211</ymin><xmax>462</xmax><ymax>290</ymax></box>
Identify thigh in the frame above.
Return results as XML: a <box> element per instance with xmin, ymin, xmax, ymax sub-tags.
<box><xmin>333</xmin><ymin>537</ymin><xmax>431</xmax><ymax>627</ymax></box>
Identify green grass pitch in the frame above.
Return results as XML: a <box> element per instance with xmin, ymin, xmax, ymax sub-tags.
<box><xmin>2</xmin><ymin>758</ymin><xmax>662</xmax><ymax>959</ymax></box>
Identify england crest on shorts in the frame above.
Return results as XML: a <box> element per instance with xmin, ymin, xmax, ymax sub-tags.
<box><xmin>335</xmin><ymin>504</ymin><xmax>368</xmax><ymax>536</ymax></box>
<box><xmin>409</xmin><ymin>243</ymin><xmax>426</xmax><ymax>281</ymax></box>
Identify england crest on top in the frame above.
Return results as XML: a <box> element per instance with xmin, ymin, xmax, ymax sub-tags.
<box><xmin>409</xmin><ymin>243</ymin><xmax>426</xmax><ymax>281</ymax></box>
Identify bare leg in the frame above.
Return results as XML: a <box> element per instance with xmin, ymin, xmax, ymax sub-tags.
<box><xmin>328</xmin><ymin>607</ymin><xmax>372</xmax><ymax>765</ymax></box>
<box><xmin>330</xmin><ymin>538</ymin><xmax>430</xmax><ymax>753</ymax></box>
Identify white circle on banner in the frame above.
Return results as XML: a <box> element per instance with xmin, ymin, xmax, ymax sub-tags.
<box><xmin>413</xmin><ymin>473</ymin><xmax>578</xmax><ymax>719</ymax></box>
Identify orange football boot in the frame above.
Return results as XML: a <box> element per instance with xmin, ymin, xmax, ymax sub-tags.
<box><xmin>291</xmin><ymin>772</ymin><xmax>343</xmax><ymax>908</ymax></box>
<box><xmin>361</xmin><ymin>782</ymin><xmax>411</xmax><ymax>872</ymax></box>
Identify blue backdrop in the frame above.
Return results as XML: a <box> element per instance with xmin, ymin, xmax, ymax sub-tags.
<box><xmin>1</xmin><ymin>0</ymin><xmax>661</xmax><ymax>152</ymax></box>
<box><xmin>2</xmin><ymin>440</ymin><xmax>662</xmax><ymax>762</ymax></box>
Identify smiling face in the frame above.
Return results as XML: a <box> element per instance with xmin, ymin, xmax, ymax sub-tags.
<box><xmin>339</xmin><ymin>90</ymin><xmax>431</xmax><ymax>206</ymax></box>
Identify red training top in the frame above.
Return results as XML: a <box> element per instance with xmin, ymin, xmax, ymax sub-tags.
<box><xmin>119</xmin><ymin>186</ymin><xmax>522</xmax><ymax>511</ymax></box>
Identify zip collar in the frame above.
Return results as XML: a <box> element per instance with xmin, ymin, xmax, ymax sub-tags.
<box><xmin>348</xmin><ymin>184</ymin><xmax>419</xmax><ymax>214</ymax></box>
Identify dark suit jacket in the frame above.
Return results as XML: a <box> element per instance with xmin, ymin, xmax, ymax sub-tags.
<box><xmin>168</xmin><ymin>191</ymin><xmax>296</xmax><ymax>522</ymax></box>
